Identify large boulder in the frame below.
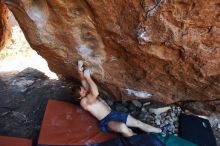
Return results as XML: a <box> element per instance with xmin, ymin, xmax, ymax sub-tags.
<box><xmin>2</xmin><ymin>0</ymin><xmax>220</xmax><ymax>103</ymax></box>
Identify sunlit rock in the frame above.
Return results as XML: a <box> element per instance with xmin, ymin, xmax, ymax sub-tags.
<box><xmin>0</xmin><ymin>1</ymin><xmax>10</xmax><ymax>50</ymax></box>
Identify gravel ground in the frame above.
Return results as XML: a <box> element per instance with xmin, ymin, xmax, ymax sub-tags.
<box><xmin>213</xmin><ymin>127</ymin><xmax>220</xmax><ymax>146</ymax></box>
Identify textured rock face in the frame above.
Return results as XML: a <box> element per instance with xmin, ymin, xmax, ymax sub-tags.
<box><xmin>2</xmin><ymin>0</ymin><xmax>220</xmax><ymax>104</ymax></box>
<box><xmin>0</xmin><ymin>1</ymin><xmax>10</xmax><ymax>50</ymax></box>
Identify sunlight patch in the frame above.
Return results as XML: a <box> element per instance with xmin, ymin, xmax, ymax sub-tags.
<box><xmin>0</xmin><ymin>21</ymin><xmax>58</xmax><ymax>79</ymax></box>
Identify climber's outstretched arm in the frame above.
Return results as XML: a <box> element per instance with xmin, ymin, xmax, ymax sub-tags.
<box><xmin>83</xmin><ymin>69</ymin><xmax>99</xmax><ymax>102</ymax></box>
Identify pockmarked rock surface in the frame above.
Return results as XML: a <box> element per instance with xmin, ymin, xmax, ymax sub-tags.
<box><xmin>1</xmin><ymin>1</ymin><xmax>220</xmax><ymax>106</ymax></box>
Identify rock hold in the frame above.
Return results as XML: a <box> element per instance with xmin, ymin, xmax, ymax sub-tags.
<box><xmin>131</xmin><ymin>100</ymin><xmax>142</xmax><ymax>108</ymax></box>
<box><xmin>149</xmin><ymin>106</ymin><xmax>171</xmax><ymax>115</ymax></box>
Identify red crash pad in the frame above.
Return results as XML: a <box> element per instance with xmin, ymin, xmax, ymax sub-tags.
<box><xmin>0</xmin><ymin>136</ymin><xmax>32</xmax><ymax>146</ymax></box>
<box><xmin>38</xmin><ymin>100</ymin><xmax>116</xmax><ymax>145</ymax></box>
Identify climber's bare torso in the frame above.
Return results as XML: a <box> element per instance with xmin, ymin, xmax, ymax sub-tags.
<box><xmin>80</xmin><ymin>97</ymin><xmax>111</xmax><ymax>120</ymax></box>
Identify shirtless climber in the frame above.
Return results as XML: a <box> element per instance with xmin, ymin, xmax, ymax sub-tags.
<box><xmin>73</xmin><ymin>60</ymin><xmax>162</xmax><ymax>137</ymax></box>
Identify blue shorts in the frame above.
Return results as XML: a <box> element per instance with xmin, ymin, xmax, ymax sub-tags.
<box><xmin>98</xmin><ymin>111</ymin><xmax>128</xmax><ymax>133</ymax></box>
